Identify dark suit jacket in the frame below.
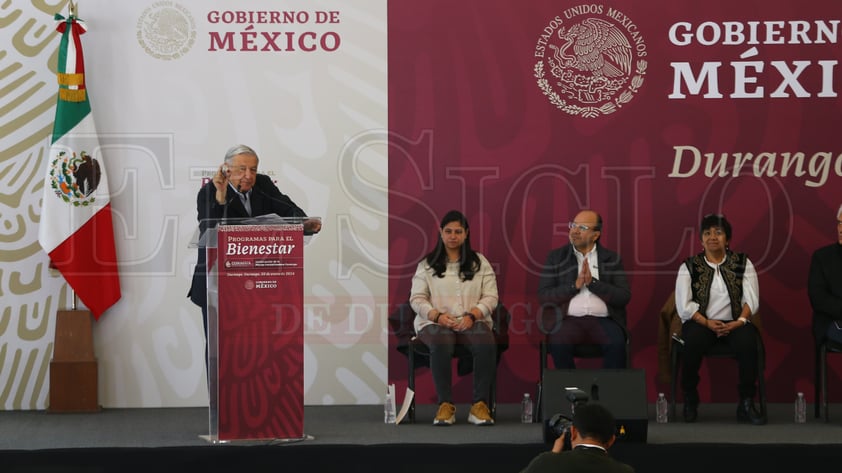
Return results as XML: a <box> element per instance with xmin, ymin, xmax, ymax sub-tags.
<box><xmin>808</xmin><ymin>243</ymin><xmax>842</xmax><ymax>342</ymax></box>
<box><xmin>537</xmin><ymin>243</ymin><xmax>631</xmax><ymax>333</ymax></box>
<box><xmin>519</xmin><ymin>446</ymin><xmax>635</xmax><ymax>473</ymax></box>
<box><xmin>188</xmin><ymin>173</ymin><xmax>306</xmax><ymax>310</ymax></box>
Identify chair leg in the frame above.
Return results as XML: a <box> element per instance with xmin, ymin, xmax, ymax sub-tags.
<box><xmin>813</xmin><ymin>345</ymin><xmax>822</xmax><ymax>419</ymax></box>
<box><xmin>408</xmin><ymin>347</ymin><xmax>416</xmax><ymax>424</ymax></box>
<box><xmin>625</xmin><ymin>336</ymin><xmax>631</xmax><ymax>369</ymax></box>
<box><xmin>756</xmin><ymin>338</ymin><xmax>767</xmax><ymax>418</ymax></box>
<box><xmin>490</xmin><ymin>371</ymin><xmax>497</xmax><ymax>419</ymax></box>
<box><xmin>821</xmin><ymin>345</ymin><xmax>829</xmax><ymax>422</ymax></box>
<box><xmin>670</xmin><ymin>348</ymin><xmax>680</xmax><ymax>420</ymax></box>
<box><xmin>536</xmin><ymin>339</ymin><xmax>548</xmax><ymax>422</ymax></box>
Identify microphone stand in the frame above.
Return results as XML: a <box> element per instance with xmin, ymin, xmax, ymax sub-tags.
<box><xmin>221</xmin><ymin>193</ymin><xmax>230</xmax><ymax>226</ymax></box>
<box><xmin>220</xmin><ymin>184</ymin><xmax>237</xmax><ymax>225</ymax></box>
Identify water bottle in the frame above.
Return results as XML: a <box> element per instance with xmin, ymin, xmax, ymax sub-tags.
<box><xmin>795</xmin><ymin>392</ymin><xmax>806</xmax><ymax>424</ymax></box>
<box><xmin>656</xmin><ymin>392</ymin><xmax>668</xmax><ymax>423</ymax></box>
<box><xmin>384</xmin><ymin>388</ymin><xmax>396</xmax><ymax>424</ymax></box>
<box><xmin>521</xmin><ymin>393</ymin><xmax>533</xmax><ymax>423</ymax></box>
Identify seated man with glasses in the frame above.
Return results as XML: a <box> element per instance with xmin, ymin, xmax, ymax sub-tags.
<box><xmin>538</xmin><ymin>210</ymin><xmax>631</xmax><ymax>369</ymax></box>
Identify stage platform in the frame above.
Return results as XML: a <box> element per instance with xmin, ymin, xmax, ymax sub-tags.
<box><xmin>2</xmin><ymin>403</ymin><xmax>841</xmax><ymax>472</ymax></box>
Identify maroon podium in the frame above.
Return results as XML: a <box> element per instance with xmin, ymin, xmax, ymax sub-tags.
<box><xmin>193</xmin><ymin>216</ymin><xmax>314</xmax><ymax>442</ymax></box>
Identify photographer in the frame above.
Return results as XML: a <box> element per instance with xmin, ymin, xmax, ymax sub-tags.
<box><xmin>519</xmin><ymin>403</ymin><xmax>634</xmax><ymax>473</ymax></box>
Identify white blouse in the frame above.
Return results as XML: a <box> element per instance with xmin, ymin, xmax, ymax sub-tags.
<box><xmin>675</xmin><ymin>255</ymin><xmax>759</xmax><ymax>322</ymax></box>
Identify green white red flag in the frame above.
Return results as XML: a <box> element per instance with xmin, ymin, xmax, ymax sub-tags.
<box><xmin>38</xmin><ymin>12</ymin><xmax>121</xmax><ymax>319</ymax></box>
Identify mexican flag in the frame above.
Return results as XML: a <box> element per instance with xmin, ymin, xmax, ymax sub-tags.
<box><xmin>38</xmin><ymin>12</ymin><xmax>121</xmax><ymax>319</ymax></box>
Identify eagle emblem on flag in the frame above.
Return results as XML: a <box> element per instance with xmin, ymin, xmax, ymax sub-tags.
<box><xmin>48</xmin><ymin>149</ymin><xmax>101</xmax><ymax>206</ymax></box>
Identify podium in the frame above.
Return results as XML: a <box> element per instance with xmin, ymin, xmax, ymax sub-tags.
<box><xmin>190</xmin><ymin>215</ymin><xmax>317</xmax><ymax>442</ymax></box>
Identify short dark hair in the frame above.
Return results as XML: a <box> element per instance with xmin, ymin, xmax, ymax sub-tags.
<box><xmin>572</xmin><ymin>403</ymin><xmax>616</xmax><ymax>444</ymax></box>
<box><xmin>700</xmin><ymin>213</ymin><xmax>731</xmax><ymax>241</ymax></box>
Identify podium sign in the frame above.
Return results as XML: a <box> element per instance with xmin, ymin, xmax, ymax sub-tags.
<box><xmin>213</xmin><ymin>223</ymin><xmax>304</xmax><ymax>441</ymax></box>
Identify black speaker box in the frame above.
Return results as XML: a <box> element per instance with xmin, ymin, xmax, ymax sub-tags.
<box><xmin>540</xmin><ymin>369</ymin><xmax>648</xmax><ymax>443</ymax></box>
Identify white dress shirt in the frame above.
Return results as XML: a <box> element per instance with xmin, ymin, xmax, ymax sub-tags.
<box><xmin>567</xmin><ymin>247</ymin><xmax>609</xmax><ymax>318</ymax></box>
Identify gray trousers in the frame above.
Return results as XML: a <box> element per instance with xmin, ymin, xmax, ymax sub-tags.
<box><xmin>416</xmin><ymin>322</ymin><xmax>496</xmax><ymax>404</ymax></box>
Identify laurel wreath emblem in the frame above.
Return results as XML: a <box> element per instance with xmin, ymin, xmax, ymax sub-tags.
<box><xmin>49</xmin><ymin>150</ymin><xmax>97</xmax><ymax>207</ymax></box>
<box><xmin>535</xmin><ymin>60</ymin><xmax>647</xmax><ymax>118</ymax></box>
<box><xmin>136</xmin><ymin>3</ymin><xmax>196</xmax><ymax>61</ymax></box>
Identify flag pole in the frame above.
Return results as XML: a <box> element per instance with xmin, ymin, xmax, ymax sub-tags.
<box><xmin>46</xmin><ymin>0</ymin><xmax>101</xmax><ymax>412</ymax></box>
<box><xmin>67</xmin><ymin>0</ymin><xmax>78</xmax><ymax>313</ymax></box>
<box><xmin>48</xmin><ymin>263</ymin><xmax>78</xmax><ymax>310</ymax></box>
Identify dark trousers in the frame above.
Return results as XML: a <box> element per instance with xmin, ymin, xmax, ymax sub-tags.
<box><xmin>547</xmin><ymin>316</ymin><xmax>626</xmax><ymax>369</ymax></box>
<box><xmin>680</xmin><ymin>321</ymin><xmax>761</xmax><ymax>401</ymax></box>
<box><xmin>416</xmin><ymin>322</ymin><xmax>496</xmax><ymax>405</ymax></box>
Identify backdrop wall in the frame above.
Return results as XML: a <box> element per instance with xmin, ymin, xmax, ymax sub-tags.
<box><xmin>387</xmin><ymin>0</ymin><xmax>842</xmax><ymax>406</ymax></box>
<box><xmin>1</xmin><ymin>0</ymin><xmax>388</xmax><ymax>409</ymax></box>
<box><xmin>1</xmin><ymin>0</ymin><xmax>840</xmax><ymax>411</ymax></box>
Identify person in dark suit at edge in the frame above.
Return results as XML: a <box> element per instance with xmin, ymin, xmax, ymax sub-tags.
<box><xmin>518</xmin><ymin>403</ymin><xmax>635</xmax><ymax>473</ymax></box>
<box><xmin>537</xmin><ymin>210</ymin><xmax>631</xmax><ymax>369</ymax></box>
<box><xmin>188</xmin><ymin>144</ymin><xmax>321</xmax><ymax>362</ymax></box>
<box><xmin>808</xmin><ymin>204</ymin><xmax>842</xmax><ymax>347</ymax></box>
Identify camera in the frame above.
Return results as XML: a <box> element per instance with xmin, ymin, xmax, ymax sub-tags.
<box><xmin>543</xmin><ymin>387</ymin><xmax>589</xmax><ymax>448</ymax></box>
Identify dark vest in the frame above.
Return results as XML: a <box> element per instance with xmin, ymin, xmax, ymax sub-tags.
<box><xmin>684</xmin><ymin>251</ymin><xmax>747</xmax><ymax>319</ymax></box>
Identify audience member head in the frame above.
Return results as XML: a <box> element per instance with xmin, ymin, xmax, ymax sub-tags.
<box><xmin>439</xmin><ymin>209</ymin><xmax>472</xmax><ymax>248</ymax></box>
<box><xmin>700</xmin><ymin>213</ymin><xmax>732</xmax><ymax>241</ymax></box>
<box><xmin>425</xmin><ymin>210</ymin><xmax>480</xmax><ymax>279</ymax></box>
<box><xmin>569</xmin><ymin>210</ymin><xmax>602</xmax><ymax>251</ymax></box>
<box><xmin>699</xmin><ymin>213</ymin><xmax>733</xmax><ymax>259</ymax></box>
<box><xmin>570</xmin><ymin>403</ymin><xmax>617</xmax><ymax>448</ymax></box>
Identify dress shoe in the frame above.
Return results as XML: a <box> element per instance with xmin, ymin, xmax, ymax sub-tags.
<box><xmin>736</xmin><ymin>398</ymin><xmax>767</xmax><ymax>425</ymax></box>
<box><xmin>683</xmin><ymin>403</ymin><xmax>698</xmax><ymax>423</ymax></box>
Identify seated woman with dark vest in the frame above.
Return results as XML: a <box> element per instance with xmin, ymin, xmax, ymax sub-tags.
<box><xmin>674</xmin><ymin>213</ymin><xmax>766</xmax><ymax>425</ymax></box>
